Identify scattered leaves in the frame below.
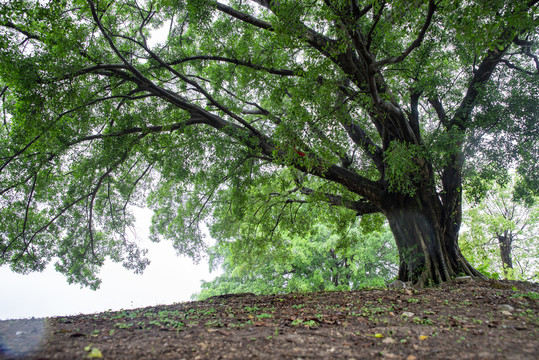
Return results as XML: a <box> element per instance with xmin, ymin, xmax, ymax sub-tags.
<box><xmin>84</xmin><ymin>344</ymin><xmax>103</xmax><ymax>358</ymax></box>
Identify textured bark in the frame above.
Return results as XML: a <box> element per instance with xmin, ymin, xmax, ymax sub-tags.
<box><xmin>498</xmin><ymin>233</ymin><xmax>513</xmax><ymax>275</ymax></box>
<box><xmin>384</xmin><ymin>188</ymin><xmax>484</xmax><ymax>286</ymax></box>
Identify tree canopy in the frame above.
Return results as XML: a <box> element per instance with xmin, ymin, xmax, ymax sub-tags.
<box><xmin>0</xmin><ymin>0</ymin><xmax>537</xmax><ymax>288</ymax></box>
<box><xmin>195</xmin><ymin>223</ymin><xmax>397</xmax><ymax>299</ymax></box>
<box><xmin>196</xmin><ymin>180</ymin><xmax>397</xmax><ymax>299</ymax></box>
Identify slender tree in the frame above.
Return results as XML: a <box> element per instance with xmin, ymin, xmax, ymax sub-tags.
<box><xmin>0</xmin><ymin>0</ymin><xmax>537</xmax><ymax>287</ymax></box>
<box><xmin>461</xmin><ymin>181</ymin><xmax>539</xmax><ymax>280</ymax></box>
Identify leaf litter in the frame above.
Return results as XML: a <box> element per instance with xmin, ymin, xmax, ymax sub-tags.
<box><xmin>0</xmin><ymin>279</ymin><xmax>537</xmax><ymax>359</ymax></box>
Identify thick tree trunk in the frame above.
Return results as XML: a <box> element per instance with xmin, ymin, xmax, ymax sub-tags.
<box><xmin>384</xmin><ymin>188</ymin><xmax>484</xmax><ymax>286</ymax></box>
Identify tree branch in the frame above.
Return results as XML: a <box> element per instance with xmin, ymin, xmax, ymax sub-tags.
<box><xmin>451</xmin><ymin>48</ymin><xmax>507</xmax><ymax>130</ymax></box>
<box><xmin>215</xmin><ymin>2</ymin><xmax>274</xmax><ymax>31</ymax></box>
<box><xmin>428</xmin><ymin>97</ymin><xmax>448</xmax><ymax>127</ymax></box>
<box><xmin>409</xmin><ymin>89</ymin><xmax>422</xmax><ymax>140</ymax></box>
<box><xmin>0</xmin><ymin>20</ymin><xmax>40</xmax><ymax>41</ymax></box>
<box><xmin>366</xmin><ymin>1</ymin><xmax>385</xmax><ymax>50</ymax></box>
<box><xmin>298</xmin><ymin>186</ymin><xmax>380</xmax><ymax>215</ymax></box>
<box><xmin>500</xmin><ymin>59</ymin><xmax>538</xmax><ymax>76</ymax></box>
<box><xmin>372</xmin><ymin>0</ymin><xmax>436</xmax><ymax>68</ymax></box>
<box><xmin>340</xmin><ymin>120</ymin><xmax>383</xmax><ymax>167</ymax></box>
<box><xmin>112</xmin><ymin>31</ymin><xmax>268</xmax><ymax>140</ymax></box>
<box><xmin>168</xmin><ymin>56</ymin><xmax>299</xmax><ymax>77</ymax></box>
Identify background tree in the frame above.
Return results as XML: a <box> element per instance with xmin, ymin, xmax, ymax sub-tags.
<box><xmin>461</xmin><ymin>180</ymin><xmax>539</xmax><ymax>281</ymax></box>
<box><xmin>195</xmin><ymin>221</ymin><xmax>397</xmax><ymax>300</ymax></box>
<box><xmin>0</xmin><ymin>0</ymin><xmax>537</xmax><ymax>288</ymax></box>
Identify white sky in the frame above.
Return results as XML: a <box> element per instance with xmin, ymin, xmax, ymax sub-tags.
<box><xmin>0</xmin><ymin>208</ymin><xmax>219</xmax><ymax>320</ymax></box>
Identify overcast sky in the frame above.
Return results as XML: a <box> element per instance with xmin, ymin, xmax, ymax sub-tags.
<box><xmin>0</xmin><ymin>208</ymin><xmax>219</xmax><ymax>320</ymax></box>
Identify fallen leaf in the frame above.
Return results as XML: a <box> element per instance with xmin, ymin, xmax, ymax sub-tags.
<box><xmin>374</xmin><ymin>333</ymin><xmax>384</xmax><ymax>338</ymax></box>
<box><xmin>87</xmin><ymin>348</ymin><xmax>103</xmax><ymax>358</ymax></box>
<box><xmin>406</xmin><ymin>355</ymin><xmax>418</xmax><ymax>360</ymax></box>
<box><xmin>419</xmin><ymin>335</ymin><xmax>428</xmax><ymax>340</ymax></box>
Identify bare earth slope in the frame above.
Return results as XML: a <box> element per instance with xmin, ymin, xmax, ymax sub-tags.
<box><xmin>1</xmin><ymin>280</ymin><xmax>537</xmax><ymax>359</ymax></box>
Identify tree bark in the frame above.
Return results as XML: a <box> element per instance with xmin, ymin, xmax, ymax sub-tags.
<box><xmin>383</xmin><ymin>187</ymin><xmax>484</xmax><ymax>286</ymax></box>
<box><xmin>498</xmin><ymin>233</ymin><xmax>513</xmax><ymax>277</ymax></box>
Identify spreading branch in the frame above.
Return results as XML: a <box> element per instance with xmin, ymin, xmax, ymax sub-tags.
<box><xmin>168</xmin><ymin>56</ymin><xmax>299</xmax><ymax>77</ymax></box>
<box><xmin>298</xmin><ymin>186</ymin><xmax>380</xmax><ymax>215</ymax></box>
<box><xmin>372</xmin><ymin>0</ymin><xmax>436</xmax><ymax>68</ymax></box>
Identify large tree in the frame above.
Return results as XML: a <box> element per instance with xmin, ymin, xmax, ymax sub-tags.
<box><xmin>0</xmin><ymin>0</ymin><xmax>537</xmax><ymax>288</ymax></box>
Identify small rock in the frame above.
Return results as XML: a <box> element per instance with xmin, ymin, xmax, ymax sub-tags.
<box><xmin>498</xmin><ymin>304</ymin><xmax>514</xmax><ymax>312</ymax></box>
<box><xmin>382</xmin><ymin>337</ymin><xmax>396</xmax><ymax>344</ymax></box>
<box><xmin>501</xmin><ymin>310</ymin><xmax>512</xmax><ymax>316</ymax></box>
<box><xmin>406</xmin><ymin>355</ymin><xmax>418</xmax><ymax>360</ymax></box>
<box><xmin>455</xmin><ymin>276</ymin><xmax>472</xmax><ymax>283</ymax></box>
<box><xmin>402</xmin><ymin>311</ymin><xmax>415</xmax><ymax>317</ymax></box>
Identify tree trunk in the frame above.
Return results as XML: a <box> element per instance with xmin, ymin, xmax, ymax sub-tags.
<box><xmin>384</xmin><ymin>188</ymin><xmax>484</xmax><ymax>286</ymax></box>
<box><xmin>498</xmin><ymin>232</ymin><xmax>513</xmax><ymax>277</ymax></box>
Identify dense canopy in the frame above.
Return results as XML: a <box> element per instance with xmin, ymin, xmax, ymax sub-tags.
<box><xmin>0</xmin><ymin>0</ymin><xmax>537</xmax><ymax>288</ymax></box>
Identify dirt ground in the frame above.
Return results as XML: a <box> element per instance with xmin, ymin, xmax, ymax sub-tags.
<box><xmin>1</xmin><ymin>279</ymin><xmax>537</xmax><ymax>359</ymax></box>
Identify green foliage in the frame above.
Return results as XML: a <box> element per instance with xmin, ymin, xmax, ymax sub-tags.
<box><xmin>194</xmin><ymin>222</ymin><xmax>398</xmax><ymax>300</ymax></box>
<box><xmin>461</xmin><ymin>178</ymin><xmax>539</xmax><ymax>281</ymax></box>
<box><xmin>384</xmin><ymin>141</ymin><xmax>424</xmax><ymax>196</ymax></box>
<box><xmin>0</xmin><ymin>0</ymin><xmax>537</xmax><ymax>287</ymax></box>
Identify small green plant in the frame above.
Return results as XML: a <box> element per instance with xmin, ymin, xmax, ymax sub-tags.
<box><xmin>205</xmin><ymin>320</ymin><xmax>223</xmax><ymax>327</ymax></box>
<box><xmin>291</xmin><ymin>319</ymin><xmax>318</xmax><ymax>328</ymax></box>
<box><xmin>511</xmin><ymin>291</ymin><xmax>539</xmax><ymax>300</ymax></box>
<box><xmin>471</xmin><ymin>318</ymin><xmax>483</xmax><ymax>325</ymax></box>
<box><xmin>114</xmin><ymin>322</ymin><xmax>133</xmax><ymax>329</ymax></box>
<box><xmin>244</xmin><ymin>306</ymin><xmax>260</xmax><ymax>312</ymax></box>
